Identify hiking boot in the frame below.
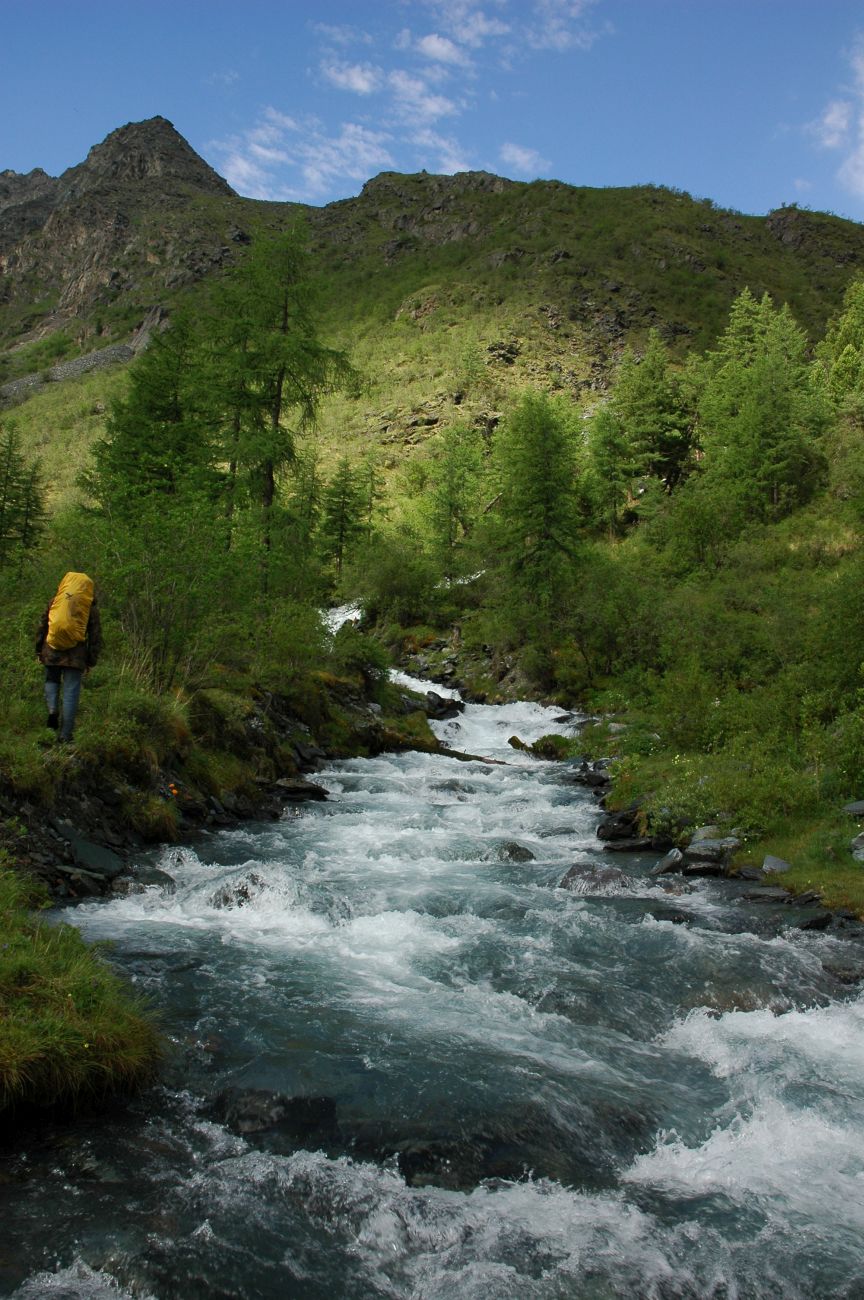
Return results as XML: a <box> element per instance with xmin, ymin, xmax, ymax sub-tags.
<box><xmin>46</xmin><ymin>712</ymin><xmax>59</xmax><ymax>730</ymax></box>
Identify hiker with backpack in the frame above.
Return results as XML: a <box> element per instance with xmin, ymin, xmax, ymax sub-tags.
<box><xmin>35</xmin><ymin>572</ymin><xmax>102</xmax><ymax>742</ymax></box>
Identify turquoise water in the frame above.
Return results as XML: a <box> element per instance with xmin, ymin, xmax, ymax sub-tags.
<box><xmin>4</xmin><ymin>682</ymin><xmax>864</xmax><ymax>1299</ymax></box>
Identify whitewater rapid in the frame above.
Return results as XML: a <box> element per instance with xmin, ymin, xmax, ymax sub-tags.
<box><xmin>4</xmin><ymin>673</ymin><xmax>864</xmax><ymax>1299</ymax></box>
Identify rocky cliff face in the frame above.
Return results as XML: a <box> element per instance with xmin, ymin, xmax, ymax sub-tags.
<box><xmin>0</xmin><ymin>117</ymin><xmax>240</xmax><ymax>346</ymax></box>
<box><xmin>3</xmin><ymin>115</ymin><xmax>864</xmax><ymax>385</ymax></box>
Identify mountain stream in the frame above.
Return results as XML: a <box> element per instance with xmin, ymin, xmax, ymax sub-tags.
<box><xmin>3</xmin><ymin>665</ymin><xmax>864</xmax><ymax>1299</ymax></box>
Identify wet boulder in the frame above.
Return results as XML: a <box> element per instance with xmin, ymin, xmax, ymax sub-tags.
<box><xmin>209</xmin><ymin>1089</ymin><xmax>338</xmax><ymax>1139</ymax></box>
<box><xmin>559</xmin><ymin>863</ymin><xmax>633</xmax><ymax>893</ymax></box>
<box><xmin>602</xmin><ymin>838</ymin><xmax>655</xmax><ymax>853</ymax></box>
<box><xmin>597</xmin><ymin>807</ymin><xmax>641</xmax><ymax>841</ymax></box>
<box><xmin>742</xmin><ymin>886</ymin><xmax>791</xmax><ymax>903</ymax></box>
<box><xmin>497</xmin><ymin>841</ymin><xmax>536</xmax><ymax>862</ymax></box>
<box><xmin>209</xmin><ymin>872</ymin><xmax>266</xmax><ymax>909</ymax></box>
<box><xmin>274</xmin><ymin>777</ymin><xmax>329</xmax><ymax>801</ymax></box>
<box><xmin>425</xmin><ymin>691</ymin><xmax>465</xmax><ymax>720</ymax></box>
<box><xmin>563</xmin><ymin>760</ymin><xmax>612</xmax><ymax>790</ymax></box>
<box><xmin>650</xmin><ymin>848</ymin><xmax>685</xmax><ymax>876</ymax></box>
<box><xmin>683</xmin><ymin>837</ymin><xmax>741</xmax><ymax>874</ymax></box>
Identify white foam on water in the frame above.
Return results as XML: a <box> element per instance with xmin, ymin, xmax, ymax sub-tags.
<box><xmin>624</xmin><ymin>994</ymin><xmax>864</xmax><ymax>1236</ymax></box>
<box><xmin>47</xmin><ymin>671</ymin><xmax>864</xmax><ymax>1299</ymax></box>
<box><xmin>9</xmin><ymin>1260</ymin><xmax>154</xmax><ymax>1300</ymax></box>
<box><xmin>322</xmin><ymin>602</ymin><xmax>363</xmax><ymax>634</ymax></box>
<box><xmin>390</xmin><ymin>668</ymin><xmax>462</xmax><ymax>700</ymax></box>
<box><xmin>663</xmin><ymin>994</ymin><xmax>864</xmax><ymax>1087</ymax></box>
<box><xmin>180</xmin><ymin>1146</ymin><xmax>712</xmax><ymax>1300</ymax></box>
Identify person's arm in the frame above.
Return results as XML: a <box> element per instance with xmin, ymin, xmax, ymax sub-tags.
<box><xmin>86</xmin><ymin>603</ymin><xmax>102</xmax><ymax>667</ymax></box>
<box><xmin>35</xmin><ymin>608</ymin><xmax>49</xmax><ymax>658</ymax></box>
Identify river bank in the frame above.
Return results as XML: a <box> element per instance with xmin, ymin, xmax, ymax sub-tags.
<box><xmin>0</xmin><ymin>641</ymin><xmax>449</xmax><ymax>1122</ymax></box>
<box><xmin>391</xmin><ymin>620</ymin><xmax>864</xmax><ymax>919</ymax></box>
<box><xmin>4</xmin><ymin>672</ymin><xmax>864</xmax><ymax>1298</ymax></box>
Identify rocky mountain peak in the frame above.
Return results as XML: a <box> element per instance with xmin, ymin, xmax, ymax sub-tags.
<box><xmin>58</xmin><ymin>116</ymin><xmax>234</xmax><ymax>201</ymax></box>
<box><xmin>0</xmin><ymin>167</ymin><xmax>58</xmax><ymax>215</ymax></box>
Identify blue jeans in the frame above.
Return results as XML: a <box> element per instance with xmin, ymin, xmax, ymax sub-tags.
<box><xmin>45</xmin><ymin>667</ymin><xmax>84</xmax><ymax>741</ymax></box>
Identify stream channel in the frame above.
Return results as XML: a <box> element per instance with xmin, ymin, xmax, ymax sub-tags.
<box><xmin>3</xmin><ymin>660</ymin><xmax>864</xmax><ymax>1298</ymax></box>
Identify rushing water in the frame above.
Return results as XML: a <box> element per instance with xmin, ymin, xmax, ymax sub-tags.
<box><xmin>4</xmin><ymin>672</ymin><xmax>864</xmax><ymax>1299</ymax></box>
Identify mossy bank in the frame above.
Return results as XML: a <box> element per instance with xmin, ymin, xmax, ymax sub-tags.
<box><xmin>0</xmin><ymin>632</ymin><xmax>443</xmax><ymax>1125</ymax></box>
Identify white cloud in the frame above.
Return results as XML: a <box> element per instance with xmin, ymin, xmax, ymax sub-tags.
<box><xmin>500</xmin><ymin>141</ymin><xmax>550</xmax><ymax>176</ymax></box>
<box><xmin>313</xmin><ymin>23</ymin><xmax>374</xmax><ymax>48</ymax></box>
<box><xmin>413</xmin><ymin>127</ymin><xmax>473</xmax><ymax>173</ymax></box>
<box><xmin>321</xmin><ymin>61</ymin><xmax>383</xmax><ymax>94</ymax></box>
<box><xmin>424</xmin><ymin>1</ymin><xmax>510</xmax><ymax>48</ymax></box>
<box><xmin>212</xmin><ymin>112</ymin><xmax>394</xmax><ymax>201</ymax></box>
<box><xmin>793</xmin><ymin>177</ymin><xmax>813</xmax><ymax>194</ymax></box>
<box><xmin>526</xmin><ymin>0</ymin><xmax>602</xmax><ymax>52</ymax></box>
<box><xmin>811</xmin><ymin>36</ymin><xmax>864</xmax><ymax>199</ymax></box>
<box><xmin>389</xmin><ymin>69</ymin><xmax>459</xmax><ymax>121</ymax></box>
<box><xmin>207</xmin><ymin>69</ymin><xmax>239</xmax><ymax>88</ymax></box>
<box><xmin>416</xmin><ymin>33</ymin><xmax>471</xmax><ymax>66</ymax></box>
<box><xmin>812</xmin><ymin>99</ymin><xmax>853</xmax><ymax>150</ymax></box>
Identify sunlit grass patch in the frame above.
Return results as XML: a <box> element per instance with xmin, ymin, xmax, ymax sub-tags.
<box><xmin>0</xmin><ymin>866</ymin><xmax>162</xmax><ymax>1114</ymax></box>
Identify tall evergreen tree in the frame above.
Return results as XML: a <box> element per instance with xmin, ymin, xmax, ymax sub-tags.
<box><xmin>0</xmin><ymin>424</ymin><xmax>46</xmax><ymax>567</ymax></box>
<box><xmin>489</xmin><ymin>392</ymin><xmax>579</xmax><ymax>660</ymax></box>
<box><xmin>426</xmin><ymin>422</ymin><xmax>483</xmax><ymax>579</ymax></box>
<box><xmin>695</xmin><ymin>290</ymin><xmax>829</xmax><ymax>519</ymax></box>
<box><xmin>583</xmin><ymin>405</ymin><xmax>639</xmax><ymax>535</ymax></box>
<box><xmin>320</xmin><ymin>457</ymin><xmax>365</xmax><ymax>577</ymax></box>
<box><xmin>203</xmin><ymin>228</ymin><xmax>357</xmax><ymax>553</ymax></box>
<box><xmin>87</xmin><ymin>313</ymin><xmax>216</xmax><ymax>510</ymax></box>
<box><xmin>609</xmin><ymin>329</ymin><xmax>692</xmax><ymax>489</ymax></box>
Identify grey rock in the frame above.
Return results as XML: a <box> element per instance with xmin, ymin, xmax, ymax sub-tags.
<box><xmin>602</xmin><ymin>838</ymin><xmax>654</xmax><ymax>852</ymax></box>
<box><xmin>684</xmin><ymin>837</ymin><xmax>741</xmax><ymax>864</ymax></box>
<box><xmin>497</xmin><ymin>841</ymin><xmax>535</xmax><ymax>862</ymax></box>
<box><xmin>274</xmin><ymin>777</ymin><xmax>329</xmax><ymax>801</ymax></box>
<box><xmin>843</xmin><ymin>800</ymin><xmax>864</xmax><ymax>816</ymax></box>
<box><xmin>210</xmin><ymin>1089</ymin><xmax>337</xmax><ymax>1137</ymax></box>
<box><xmin>742</xmin><ymin>887</ymin><xmax>791</xmax><ymax>903</ymax></box>
<box><xmin>762</xmin><ymin>855</ymin><xmax>791</xmax><ymax>875</ymax></box>
<box><xmin>851</xmin><ymin>832</ymin><xmax>864</xmax><ymax>863</ymax></box>
<box><xmin>797</xmin><ymin>911</ymin><xmax>832</xmax><ymax>932</ymax></box>
<box><xmin>691</xmin><ymin>824</ymin><xmax>722</xmax><ymax>842</ymax></box>
<box><xmin>210</xmin><ymin>872</ymin><xmax>266</xmax><ymax>909</ymax></box>
<box><xmin>559</xmin><ymin>863</ymin><xmax>632</xmax><ymax>893</ymax></box>
<box><xmin>682</xmin><ymin>860</ymin><xmax>726</xmax><ymax>877</ymax></box>
<box><xmin>737</xmin><ymin>867</ymin><xmax>765</xmax><ymax>882</ymax></box>
<box><xmin>52</xmin><ymin>821</ymin><xmax>125</xmax><ymax>879</ymax></box>
<box><xmin>649</xmin><ymin>848</ymin><xmax>685</xmax><ymax>876</ymax></box>
<box><xmin>596</xmin><ymin>809</ymin><xmax>640</xmax><ymax>841</ymax></box>
<box><xmin>822</xmin><ymin>959</ymin><xmax>864</xmax><ymax>985</ymax></box>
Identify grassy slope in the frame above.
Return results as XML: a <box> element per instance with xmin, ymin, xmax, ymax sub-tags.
<box><xmin>0</xmin><ymin>865</ymin><xmax>161</xmax><ymax>1113</ymax></box>
<box><xmin>6</xmin><ymin>176</ymin><xmax>864</xmax><ymax>501</ymax></box>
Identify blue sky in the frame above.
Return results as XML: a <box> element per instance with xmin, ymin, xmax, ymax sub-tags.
<box><xmin>4</xmin><ymin>1</ymin><xmax>864</xmax><ymax>220</ymax></box>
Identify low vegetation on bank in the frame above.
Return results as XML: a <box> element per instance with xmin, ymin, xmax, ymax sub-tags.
<box><xmin>0</xmin><ymin>866</ymin><xmax>161</xmax><ymax>1114</ymax></box>
<box><xmin>3</xmin><ymin>229</ymin><xmax>864</xmax><ymax>1113</ymax></box>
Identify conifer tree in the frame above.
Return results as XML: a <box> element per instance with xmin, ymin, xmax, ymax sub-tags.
<box><xmin>609</xmin><ymin>329</ymin><xmax>691</xmax><ymax>489</ymax></box>
<box><xmin>203</xmin><ymin>228</ymin><xmax>357</xmax><ymax>552</ymax></box>
<box><xmin>87</xmin><ymin>313</ymin><xmax>216</xmax><ymax>510</ymax></box>
<box><xmin>320</xmin><ymin>457</ymin><xmax>365</xmax><ymax>577</ymax></box>
<box><xmin>426</xmin><ymin>422</ymin><xmax>483</xmax><ymax>579</ymax></box>
<box><xmin>489</xmin><ymin>392</ymin><xmax>579</xmax><ymax>661</ymax></box>
<box><xmin>583</xmin><ymin>405</ymin><xmax>638</xmax><ymax>535</ymax></box>
<box><xmin>696</xmin><ymin>290</ymin><xmax>828</xmax><ymax>519</ymax></box>
<box><xmin>0</xmin><ymin>424</ymin><xmax>46</xmax><ymax>567</ymax></box>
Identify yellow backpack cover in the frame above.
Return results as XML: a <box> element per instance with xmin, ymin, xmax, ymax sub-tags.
<box><xmin>46</xmin><ymin>572</ymin><xmax>95</xmax><ymax>650</ymax></box>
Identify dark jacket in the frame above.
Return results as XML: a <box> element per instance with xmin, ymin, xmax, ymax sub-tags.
<box><xmin>36</xmin><ymin>599</ymin><xmax>102</xmax><ymax>670</ymax></box>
